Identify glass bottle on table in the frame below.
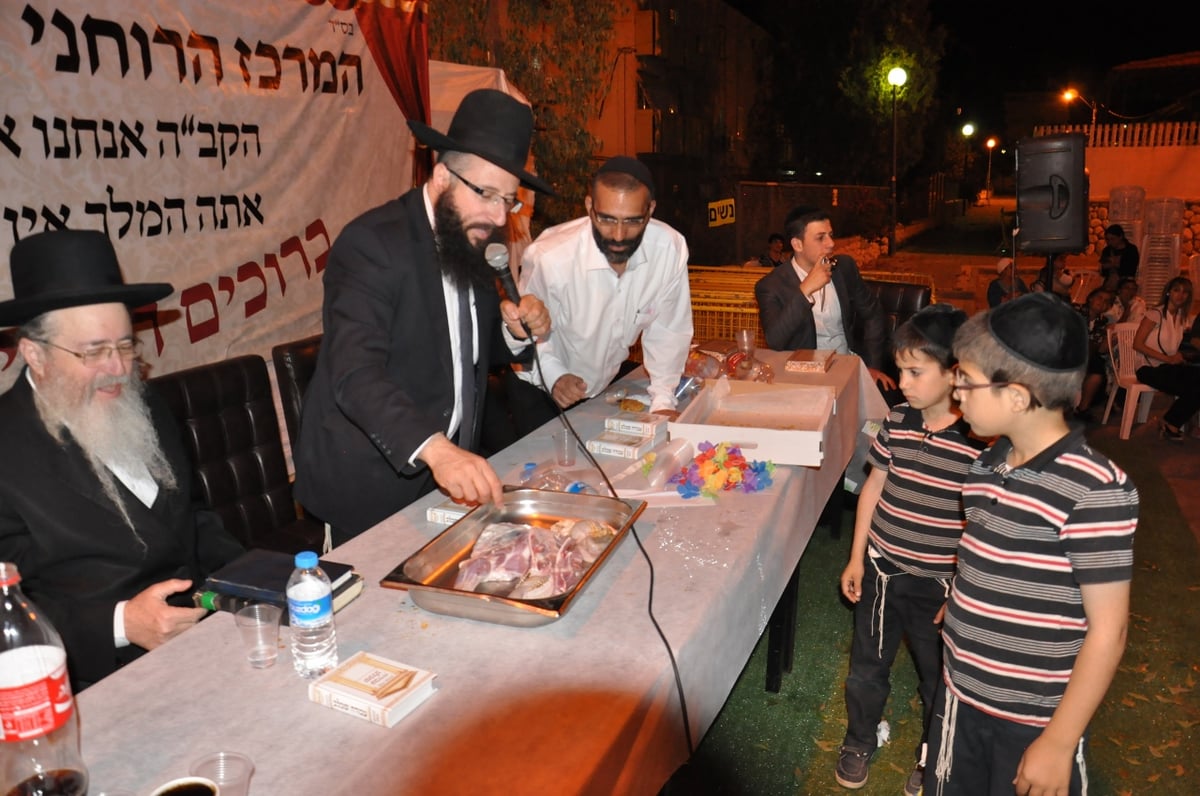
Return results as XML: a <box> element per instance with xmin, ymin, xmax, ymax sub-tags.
<box><xmin>0</xmin><ymin>562</ymin><xmax>88</xmax><ymax>796</ymax></box>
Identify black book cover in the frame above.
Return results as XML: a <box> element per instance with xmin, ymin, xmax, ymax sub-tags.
<box><xmin>200</xmin><ymin>548</ymin><xmax>353</xmax><ymax>604</ymax></box>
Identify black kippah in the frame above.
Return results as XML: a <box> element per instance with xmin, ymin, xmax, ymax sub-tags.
<box><xmin>987</xmin><ymin>292</ymin><xmax>1088</xmax><ymax>372</ymax></box>
<box><xmin>596</xmin><ymin>156</ymin><xmax>654</xmax><ymax>196</ymax></box>
<box><xmin>909</xmin><ymin>303</ymin><xmax>968</xmax><ymax>351</ymax></box>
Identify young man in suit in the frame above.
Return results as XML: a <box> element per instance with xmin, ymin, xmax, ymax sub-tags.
<box><xmin>293</xmin><ymin>89</ymin><xmax>552</xmax><ymax>542</ymax></box>
<box><xmin>0</xmin><ymin>230</ymin><xmax>244</xmax><ymax>689</ymax></box>
<box><xmin>754</xmin><ymin>205</ymin><xmax>895</xmax><ymax>393</ymax></box>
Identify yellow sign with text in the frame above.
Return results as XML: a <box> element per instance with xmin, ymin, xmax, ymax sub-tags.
<box><xmin>708</xmin><ymin>198</ymin><xmax>736</xmax><ymax>227</ymax></box>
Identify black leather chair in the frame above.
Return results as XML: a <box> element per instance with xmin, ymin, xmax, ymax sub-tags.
<box><xmin>149</xmin><ymin>355</ymin><xmax>324</xmax><ymax>554</ymax></box>
<box><xmin>864</xmin><ymin>279</ymin><xmax>933</xmax><ymax>383</ymax></box>
<box><xmin>270</xmin><ymin>333</ymin><xmax>322</xmax><ymax>450</ymax></box>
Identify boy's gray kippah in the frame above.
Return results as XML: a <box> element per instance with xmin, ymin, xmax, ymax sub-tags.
<box><xmin>987</xmin><ymin>292</ymin><xmax>1088</xmax><ymax>371</ymax></box>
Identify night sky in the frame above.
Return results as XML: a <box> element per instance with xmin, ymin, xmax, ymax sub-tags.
<box><xmin>727</xmin><ymin>0</ymin><xmax>1198</xmax><ymax>131</ymax></box>
<box><xmin>935</xmin><ymin>0</ymin><xmax>1198</xmax><ymax>129</ymax></box>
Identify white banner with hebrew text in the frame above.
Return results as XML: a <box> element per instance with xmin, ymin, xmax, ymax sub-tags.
<box><xmin>0</xmin><ymin>0</ymin><xmax>415</xmax><ymax>390</ymax></box>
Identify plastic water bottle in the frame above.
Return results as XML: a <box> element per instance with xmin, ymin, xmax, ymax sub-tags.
<box><xmin>286</xmin><ymin>551</ymin><xmax>338</xmax><ymax>679</ymax></box>
<box><xmin>0</xmin><ymin>562</ymin><xmax>89</xmax><ymax>796</ymax></box>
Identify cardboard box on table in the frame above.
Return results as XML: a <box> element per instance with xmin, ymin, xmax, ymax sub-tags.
<box><xmin>667</xmin><ymin>377</ymin><xmax>835</xmax><ymax>466</ymax></box>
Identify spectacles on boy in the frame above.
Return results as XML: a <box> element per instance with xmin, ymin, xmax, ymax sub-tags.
<box><xmin>951</xmin><ymin>367</ymin><xmax>1016</xmax><ymax>392</ymax></box>
<box><xmin>953</xmin><ymin>367</ymin><xmax>1043</xmax><ymax>409</ymax></box>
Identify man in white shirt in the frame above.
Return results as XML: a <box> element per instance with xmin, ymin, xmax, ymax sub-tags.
<box><xmin>506</xmin><ymin>157</ymin><xmax>693</xmax><ymax>434</ymax></box>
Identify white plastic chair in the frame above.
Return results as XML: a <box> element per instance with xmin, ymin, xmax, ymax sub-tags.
<box><xmin>1101</xmin><ymin>322</ymin><xmax>1156</xmax><ymax>439</ymax></box>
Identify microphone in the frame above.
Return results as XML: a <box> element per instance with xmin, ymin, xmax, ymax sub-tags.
<box><xmin>485</xmin><ymin>243</ymin><xmax>521</xmax><ymax>304</ymax></box>
<box><xmin>484</xmin><ymin>242</ymin><xmax>531</xmax><ymax>337</ymax></box>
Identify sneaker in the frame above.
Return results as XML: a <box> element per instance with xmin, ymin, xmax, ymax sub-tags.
<box><xmin>835</xmin><ymin>746</ymin><xmax>870</xmax><ymax>789</ymax></box>
<box><xmin>904</xmin><ymin>763</ymin><xmax>925</xmax><ymax>796</ymax></box>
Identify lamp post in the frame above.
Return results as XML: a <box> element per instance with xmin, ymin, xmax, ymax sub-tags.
<box><xmin>1062</xmin><ymin>88</ymin><xmax>1098</xmax><ymax>141</ymax></box>
<box><xmin>887</xmin><ymin>67</ymin><xmax>907</xmax><ymax>256</ymax></box>
<box><xmin>985</xmin><ymin>137</ymin><xmax>997</xmax><ymax>205</ymax></box>
<box><xmin>961</xmin><ymin>123</ymin><xmax>975</xmax><ymax>212</ymax></box>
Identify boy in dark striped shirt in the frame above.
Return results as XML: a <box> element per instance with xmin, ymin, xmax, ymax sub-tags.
<box><xmin>928</xmin><ymin>293</ymin><xmax>1138</xmax><ymax>795</ymax></box>
<box><xmin>837</xmin><ymin>304</ymin><xmax>984</xmax><ymax>794</ymax></box>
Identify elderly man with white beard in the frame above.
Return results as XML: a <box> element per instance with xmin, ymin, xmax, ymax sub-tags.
<box><xmin>0</xmin><ymin>230</ymin><xmax>243</xmax><ymax>690</ymax></box>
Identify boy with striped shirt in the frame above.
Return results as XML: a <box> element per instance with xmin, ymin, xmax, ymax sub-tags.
<box><xmin>837</xmin><ymin>304</ymin><xmax>984</xmax><ymax>794</ymax></box>
<box><xmin>929</xmin><ymin>293</ymin><xmax>1139</xmax><ymax>795</ymax></box>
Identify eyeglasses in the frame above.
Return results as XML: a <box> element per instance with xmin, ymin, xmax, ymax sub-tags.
<box><xmin>951</xmin><ymin>367</ymin><xmax>1015</xmax><ymax>393</ymax></box>
<box><xmin>444</xmin><ymin>166</ymin><xmax>522</xmax><ymax>214</ymax></box>
<box><xmin>33</xmin><ymin>338</ymin><xmax>143</xmax><ymax>367</ymax></box>
<box><xmin>589</xmin><ymin>207</ymin><xmax>651</xmax><ymax>231</ymax></box>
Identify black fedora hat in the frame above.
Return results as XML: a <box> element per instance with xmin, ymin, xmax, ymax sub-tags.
<box><xmin>0</xmin><ymin>230</ymin><xmax>174</xmax><ymax>328</ymax></box>
<box><xmin>408</xmin><ymin>88</ymin><xmax>554</xmax><ymax>195</ymax></box>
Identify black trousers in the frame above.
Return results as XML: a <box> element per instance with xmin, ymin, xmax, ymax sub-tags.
<box><xmin>1137</xmin><ymin>363</ymin><xmax>1200</xmax><ymax>428</ymax></box>
<box><xmin>843</xmin><ymin>552</ymin><xmax>946</xmax><ymax>762</ymax></box>
<box><xmin>926</xmin><ymin>686</ymin><xmax>1088</xmax><ymax>796</ymax></box>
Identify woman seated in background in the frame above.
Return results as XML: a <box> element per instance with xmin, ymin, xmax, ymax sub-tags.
<box><xmin>1076</xmin><ymin>287</ymin><xmax>1115</xmax><ymax>420</ymax></box>
<box><xmin>1132</xmin><ymin>276</ymin><xmax>1199</xmax><ymax>441</ymax></box>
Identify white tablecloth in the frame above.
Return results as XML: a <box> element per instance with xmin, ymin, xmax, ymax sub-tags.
<box><xmin>77</xmin><ymin>352</ymin><xmax>885</xmax><ymax>795</ymax></box>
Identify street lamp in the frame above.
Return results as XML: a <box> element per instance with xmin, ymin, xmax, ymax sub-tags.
<box><xmin>887</xmin><ymin>66</ymin><xmax>907</xmax><ymax>256</ymax></box>
<box><xmin>961</xmin><ymin>123</ymin><xmax>975</xmax><ymax>212</ymax></box>
<box><xmin>1062</xmin><ymin>88</ymin><xmax>1098</xmax><ymax>140</ymax></box>
<box><xmin>985</xmin><ymin>137</ymin><xmax>997</xmax><ymax>205</ymax></box>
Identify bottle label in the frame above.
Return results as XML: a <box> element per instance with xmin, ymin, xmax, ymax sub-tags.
<box><xmin>0</xmin><ymin>645</ymin><xmax>73</xmax><ymax>741</ymax></box>
<box><xmin>288</xmin><ymin>592</ymin><xmax>332</xmax><ymax>628</ymax></box>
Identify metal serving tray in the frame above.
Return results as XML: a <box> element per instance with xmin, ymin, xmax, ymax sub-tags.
<box><xmin>380</xmin><ymin>488</ymin><xmax>647</xmax><ymax>627</ymax></box>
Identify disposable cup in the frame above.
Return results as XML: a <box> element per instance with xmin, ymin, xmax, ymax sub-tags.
<box><xmin>735</xmin><ymin>328</ymin><xmax>755</xmax><ymax>353</ymax></box>
<box><xmin>553</xmin><ymin>429</ymin><xmax>576</xmax><ymax>466</ymax></box>
<box><xmin>149</xmin><ymin>776</ymin><xmax>218</xmax><ymax>796</ymax></box>
<box><xmin>189</xmin><ymin>751</ymin><xmax>255</xmax><ymax>796</ymax></box>
<box><xmin>234</xmin><ymin>603</ymin><xmax>281</xmax><ymax>668</ymax></box>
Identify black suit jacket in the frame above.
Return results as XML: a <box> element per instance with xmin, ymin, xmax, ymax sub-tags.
<box><xmin>753</xmin><ymin>256</ymin><xmax>886</xmax><ymax>371</ymax></box>
<box><xmin>0</xmin><ymin>375</ymin><xmax>243</xmax><ymax>688</ymax></box>
<box><xmin>293</xmin><ymin>188</ymin><xmax>528</xmax><ymax>538</ymax></box>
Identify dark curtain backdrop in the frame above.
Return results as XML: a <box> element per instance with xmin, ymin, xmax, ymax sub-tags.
<box><xmin>355</xmin><ymin>0</ymin><xmax>432</xmax><ymax>187</ymax></box>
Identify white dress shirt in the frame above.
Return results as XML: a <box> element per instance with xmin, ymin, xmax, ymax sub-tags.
<box><xmin>517</xmin><ymin>216</ymin><xmax>693</xmax><ymax>412</ymax></box>
<box><xmin>791</xmin><ymin>259</ymin><xmax>850</xmax><ymax>355</ymax></box>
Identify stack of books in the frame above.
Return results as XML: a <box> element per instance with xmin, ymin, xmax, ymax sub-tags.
<box><xmin>193</xmin><ymin>548</ymin><xmax>364</xmax><ymax>622</ymax></box>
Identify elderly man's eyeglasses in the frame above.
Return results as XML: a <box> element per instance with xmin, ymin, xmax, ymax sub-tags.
<box><xmin>33</xmin><ymin>338</ymin><xmax>143</xmax><ymax>367</ymax></box>
<box><xmin>444</xmin><ymin>166</ymin><xmax>522</xmax><ymax>214</ymax></box>
<box><xmin>589</xmin><ymin>207</ymin><xmax>650</xmax><ymax>231</ymax></box>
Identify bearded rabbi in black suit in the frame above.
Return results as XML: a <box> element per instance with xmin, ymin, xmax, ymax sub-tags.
<box><xmin>293</xmin><ymin>89</ymin><xmax>553</xmax><ymax>544</ymax></box>
<box><xmin>0</xmin><ymin>230</ymin><xmax>243</xmax><ymax>689</ymax></box>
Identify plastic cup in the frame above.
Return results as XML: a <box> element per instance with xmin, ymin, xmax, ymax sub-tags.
<box><xmin>552</xmin><ymin>429</ymin><xmax>576</xmax><ymax>467</ymax></box>
<box><xmin>149</xmin><ymin>777</ymin><xmax>218</xmax><ymax>796</ymax></box>
<box><xmin>189</xmin><ymin>751</ymin><xmax>255</xmax><ymax>796</ymax></box>
<box><xmin>735</xmin><ymin>328</ymin><xmax>755</xmax><ymax>353</ymax></box>
<box><xmin>234</xmin><ymin>603</ymin><xmax>281</xmax><ymax>668</ymax></box>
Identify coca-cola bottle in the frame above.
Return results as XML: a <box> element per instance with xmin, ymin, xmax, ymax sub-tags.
<box><xmin>0</xmin><ymin>562</ymin><xmax>88</xmax><ymax>796</ymax></box>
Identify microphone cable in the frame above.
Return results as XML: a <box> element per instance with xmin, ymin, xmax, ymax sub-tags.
<box><xmin>515</xmin><ymin>301</ymin><xmax>696</xmax><ymax>758</ymax></box>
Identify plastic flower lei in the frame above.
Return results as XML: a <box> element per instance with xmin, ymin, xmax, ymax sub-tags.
<box><xmin>668</xmin><ymin>441</ymin><xmax>775</xmax><ymax>499</ymax></box>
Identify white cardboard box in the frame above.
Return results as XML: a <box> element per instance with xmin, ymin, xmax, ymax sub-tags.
<box><xmin>667</xmin><ymin>377</ymin><xmax>835</xmax><ymax>466</ymax></box>
<box><xmin>585</xmin><ymin>430</ymin><xmax>658</xmax><ymax>459</ymax></box>
<box><xmin>308</xmin><ymin>650</ymin><xmax>438</xmax><ymax>728</ymax></box>
<box><xmin>604</xmin><ymin>410</ymin><xmax>668</xmax><ymax>439</ymax></box>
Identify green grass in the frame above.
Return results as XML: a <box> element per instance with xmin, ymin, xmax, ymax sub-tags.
<box><xmin>667</xmin><ymin>434</ymin><xmax>1200</xmax><ymax>795</ymax></box>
